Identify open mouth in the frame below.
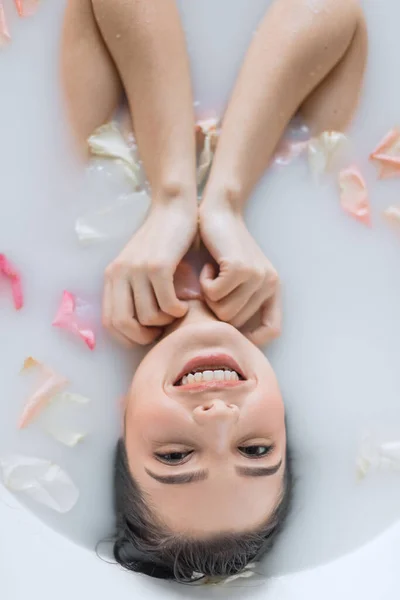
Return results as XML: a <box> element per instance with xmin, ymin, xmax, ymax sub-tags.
<box><xmin>173</xmin><ymin>354</ymin><xmax>246</xmax><ymax>387</ymax></box>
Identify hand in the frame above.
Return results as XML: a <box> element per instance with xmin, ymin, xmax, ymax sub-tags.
<box><xmin>199</xmin><ymin>199</ymin><xmax>281</xmax><ymax>346</ymax></box>
<box><xmin>103</xmin><ymin>198</ymin><xmax>198</xmax><ymax>347</ymax></box>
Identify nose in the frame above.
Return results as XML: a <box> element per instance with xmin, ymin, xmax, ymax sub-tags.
<box><xmin>193</xmin><ymin>399</ymin><xmax>239</xmax><ymax>424</ymax></box>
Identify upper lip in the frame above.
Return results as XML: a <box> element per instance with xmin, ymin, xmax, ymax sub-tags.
<box><xmin>173</xmin><ymin>353</ymin><xmax>246</xmax><ymax>386</ymax></box>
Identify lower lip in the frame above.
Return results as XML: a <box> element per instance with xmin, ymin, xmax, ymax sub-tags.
<box><xmin>177</xmin><ymin>380</ymin><xmax>244</xmax><ymax>392</ymax></box>
<box><xmin>174</xmin><ymin>353</ymin><xmax>245</xmax><ymax>386</ymax></box>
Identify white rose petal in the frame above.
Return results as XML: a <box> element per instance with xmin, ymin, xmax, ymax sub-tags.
<box><xmin>75</xmin><ymin>192</ymin><xmax>150</xmax><ymax>246</ymax></box>
<box><xmin>308</xmin><ymin>131</ymin><xmax>348</xmax><ymax>178</ymax></box>
<box><xmin>357</xmin><ymin>434</ymin><xmax>400</xmax><ymax>479</ymax></box>
<box><xmin>88</xmin><ymin>122</ymin><xmax>141</xmax><ymax>185</ymax></box>
<box><xmin>0</xmin><ymin>456</ymin><xmax>79</xmax><ymax>513</ymax></box>
<box><xmin>39</xmin><ymin>392</ymin><xmax>91</xmax><ymax>447</ymax></box>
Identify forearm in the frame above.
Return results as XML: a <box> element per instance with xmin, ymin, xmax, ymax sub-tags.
<box><xmin>92</xmin><ymin>0</ymin><xmax>197</xmax><ymax>203</ymax></box>
<box><xmin>204</xmin><ymin>0</ymin><xmax>365</xmax><ymax>212</ymax></box>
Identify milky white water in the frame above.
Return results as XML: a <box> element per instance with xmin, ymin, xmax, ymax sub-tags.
<box><xmin>0</xmin><ymin>0</ymin><xmax>399</xmax><ymax>578</ymax></box>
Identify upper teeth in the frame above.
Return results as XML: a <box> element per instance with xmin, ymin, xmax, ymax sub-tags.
<box><xmin>181</xmin><ymin>369</ymin><xmax>240</xmax><ymax>385</ymax></box>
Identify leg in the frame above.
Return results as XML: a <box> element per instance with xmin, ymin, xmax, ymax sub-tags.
<box><xmin>300</xmin><ymin>10</ymin><xmax>368</xmax><ymax>133</ymax></box>
<box><xmin>204</xmin><ymin>0</ymin><xmax>368</xmax><ymax>207</ymax></box>
<box><xmin>61</xmin><ymin>0</ymin><xmax>122</xmax><ymax>154</ymax></box>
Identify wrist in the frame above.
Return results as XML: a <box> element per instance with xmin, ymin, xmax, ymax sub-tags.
<box><xmin>151</xmin><ymin>183</ymin><xmax>198</xmax><ymax>227</ymax></box>
<box><xmin>151</xmin><ymin>182</ymin><xmax>198</xmax><ymax>223</ymax></box>
<box><xmin>152</xmin><ymin>180</ymin><xmax>198</xmax><ymax>214</ymax></box>
<box><xmin>201</xmin><ymin>177</ymin><xmax>247</xmax><ymax>215</ymax></box>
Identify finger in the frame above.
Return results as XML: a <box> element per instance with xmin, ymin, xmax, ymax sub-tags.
<box><xmin>133</xmin><ymin>275</ymin><xmax>175</xmax><ymax>327</ymax></box>
<box><xmin>205</xmin><ymin>277</ymin><xmax>265</xmax><ymax>324</ymax></box>
<box><xmin>102</xmin><ymin>279</ymin><xmax>135</xmax><ymax>348</ymax></box>
<box><xmin>150</xmin><ymin>270</ymin><xmax>188</xmax><ymax>319</ymax></box>
<box><xmin>200</xmin><ymin>260</ymin><xmax>247</xmax><ymax>303</ymax></box>
<box><xmin>245</xmin><ymin>286</ymin><xmax>282</xmax><ymax>347</ymax></box>
<box><xmin>109</xmin><ymin>325</ymin><xmax>137</xmax><ymax>349</ymax></box>
<box><xmin>230</xmin><ymin>286</ymin><xmax>270</xmax><ymax>329</ymax></box>
<box><xmin>112</xmin><ymin>279</ymin><xmax>162</xmax><ymax>346</ymax></box>
<box><xmin>199</xmin><ymin>262</ymin><xmax>217</xmax><ymax>285</ymax></box>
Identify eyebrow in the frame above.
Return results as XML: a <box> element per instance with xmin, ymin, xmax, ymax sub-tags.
<box><xmin>145</xmin><ymin>460</ymin><xmax>283</xmax><ymax>485</ymax></box>
<box><xmin>235</xmin><ymin>460</ymin><xmax>283</xmax><ymax>477</ymax></box>
<box><xmin>145</xmin><ymin>468</ymin><xmax>208</xmax><ymax>485</ymax></box>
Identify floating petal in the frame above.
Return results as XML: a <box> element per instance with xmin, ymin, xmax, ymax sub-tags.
<box><xmin>369</xmin><ymin>129</ymin><xmax>400</xmax><ymax>179</ymax></box>
<box><xmin>0</xmin><ymin>253</ymin><xmax>23</xmax><ymax>309</ymax></box>
<box><xmin>44</xmin><ymin>428</ymin><xmax>86</xmax><ymax>448</ymax></box>
<box><xmin>18</xmin><ymin>371</ymin><xmax>68</xmax><ymax>429</ymax></box>
<box><xmin>378</xmin><ymin>163</ymin><xmax>400</xmax><ymax>180</ymax></box>
<box><xmin>75</xmin><ymin>192</ymin><xmax>149</xmax><ymax>246</ymax></box>
<box><xmin>308</xmin><ymin>131</ymin><xmax>348</xmax><ymax>178</ymax></box>
<box><xmin>338</xmin><ymin>166</ymin><xmax>371</xmax><ymax>226</ymax></box>
<box><xmin>19</xmin><ymin>357</ymin><xmax>69</xmax><ymax>429</ymax></box>
<box><xmin>222</xmin><ymin>564</ymin><xmax>258</xmax><ymax>585</ymax></box>
<box><xmin>21</xmin><ymin>356</ymin><xmax>40</xmax><ymax>372</ymax></box>
<box><xmin>370</xmin><ymin>129</ymin><xmax>400</xmax><ymax>162</ymax></box>
<box><xmin>197</xmin><ymin>133</ymin><xmax>213</xmax><ymax>187</ymax></box>
<box><xmin>41</xmin><ymin>391</ymin><xmax>90</xmax><ymax>447</ymax></box>
<box><xmin>274</xmin><ymin>140</ymin><xmax>309</xmax><ymax>166</ymax></box>
<box><xmin>196</xmin><ymin>118</ymin><xmax>219</xmax><ymax>138</ymax></box>
<box><xmin>0</xmin><ymin>3</ymin><xmax>11</xmax><ymax>46</ymax></box>
<box><xmin>383</xmin><ymin>205</ymin><xmax>400</xmax><ymax>226</ymax></box>
<box><xmin>14</xmin><ymin>0</ymin><xmax>39</xmax><ymax>17</ymax></box>
<box><xmin>88</xmin><ymin>122</ymin><xmax>140</xmax><ymax>185</ymax></box>
<box><xmin>52</xmin><ymin>291</ymin><xmax>96</xmax><ymax>350</ymax></box>
<box><xmin>57</xmin><ymin>391</ymin><xmax>91</xmax><ymax>405</ymax></box>
<box><xmin>357</xmin><ymin>433</ymin><xmax>400</xmax><ymax>480</ymax></box>
<box><xmin>0</xmin><ymin>455</ymin><xmax>79</xmax><ymax>513</ymax></box>
<box><xmin>74</xmin><ymin>220</ymin><xmax>108</xmax><ymax>244</ymax></box>
<box><xmin>191</xmin><ymin>562</ymin><xmax>259</xmax><ymax>586</ymax></box>
<box><xmin>195</xmin><ymin>119</ymin><xmax>219</xmax><ymax>187</ymax></box>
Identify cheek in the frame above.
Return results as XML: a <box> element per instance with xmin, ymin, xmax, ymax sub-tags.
<box><xmin>126</xmin><ymin>388</ymin><xmax>189</xmax><ymax>441</ymax></box>
<box><xmin>128</xmin><ymin>393</ymin><xmax>169</xmax><ymax>425</ymax></box>
<box><xmin>125</xmin><ymin>402</ymin><xmax>176</xmax><ymax>456</ymax></box>
<box><xmin>248</xmin><ymin>382</ymin><xmax>285</xmax><ymax>432</ymax></box>
<box><xmin>256</xmin><ymin>360</ymin><xmax>285</xmax><ymax>417</ymax></box>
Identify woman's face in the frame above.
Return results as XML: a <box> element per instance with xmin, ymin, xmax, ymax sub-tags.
<box><xmin>124</xmin><ymin>303</ymin><xmax>286</xmax><ymax>537</ymax></box>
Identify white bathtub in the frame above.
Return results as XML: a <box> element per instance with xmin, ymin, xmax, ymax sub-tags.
<box><xmin>1</xmin><ymin>0</ymin><xmax>400</xmax><ymax>598</ymax></box>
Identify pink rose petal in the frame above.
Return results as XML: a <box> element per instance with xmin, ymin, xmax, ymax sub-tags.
<box><xmin>0</xmin><ymin>3</ymin><xmax>11</xmax><ymax>46</ymax></box>
<box><xmin>14</xmin><ymin>0</ymin><xmax>39</xmax><ymax>17</ymax></box>
<box><xmin>338</xmin><ymin>166</ymin><xmax>371</xmax><ymax>226</ymax></box>
<box><xmin>0</xmin><ymin>254</ymin><xmax>23</xmax><ymax>310</ymax></box>
<box><xmin>52</xmin><ymin>291</ymin><xmax>96</xmax><ymax>350</ymax></box>
<box><xmin>19</xmin><ymin>375</ymin><xmax>68</xmax><ymax>429</ymax></box>
<box><xmin>19</xmin><ymin>358</ymin><xmax>68</xmax><ymax>429</ymax></box>
<box><xmin>378</xmin><ymin>162</ymin><xmax>400</xmax><ymax>180</ymax></box>
<box><xmin>370</xmin><ymin>129</ymin><xmax>400</xmax><ymax>179</ymax></box>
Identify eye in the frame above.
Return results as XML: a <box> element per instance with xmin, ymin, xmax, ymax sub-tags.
<box><xmin>238</xmin><ymin>445</ymin><xmax>274</xmax><ymax>458</ymax></box>
<box><xmin>155</xmin><ymin>451</ymin><xmax>193</xmax><ymax>465</ymax></box>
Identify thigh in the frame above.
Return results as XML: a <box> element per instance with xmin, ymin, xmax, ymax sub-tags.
<box><xmin>61</xmin><ymin>0</ymin><xmax>122</xmax><ymax>154</ymax></box>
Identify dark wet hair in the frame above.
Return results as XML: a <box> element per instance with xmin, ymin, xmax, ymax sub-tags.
<box><xmin>112</xmin><ymin>438</ymin><xmax>293</xmax><ymax>583</ymax></box>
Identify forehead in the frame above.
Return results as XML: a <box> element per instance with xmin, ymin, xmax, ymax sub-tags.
<box><xmin>137</xmin><ymin>465</ymin><xmax>285</xmax><ymax>536</ymax></box>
